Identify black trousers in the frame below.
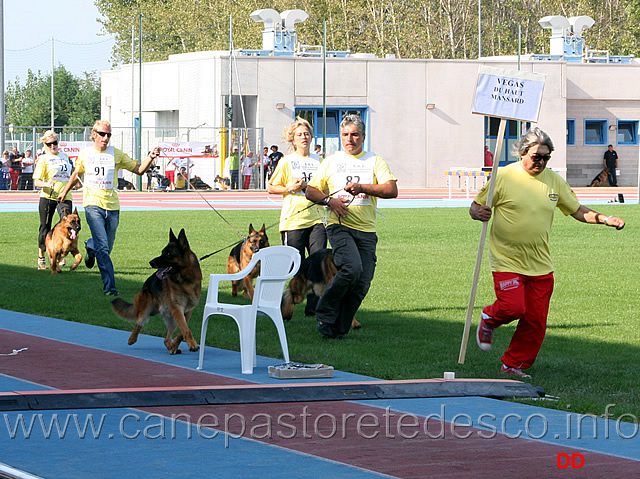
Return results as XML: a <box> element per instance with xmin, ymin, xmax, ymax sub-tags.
<box><xmin>315</xmin><ymin>224</ymin><xmax>378</xmax><ymax>336</ymax></box>
<box><xmin>282</xmin><ymin>223</ymin><xmax>327</xmax><ymax>315</ymax></box>
<box><xmin>38</xmin><ymin>198</ymin><xmax>72</xmax><ymax>252</ymax></box>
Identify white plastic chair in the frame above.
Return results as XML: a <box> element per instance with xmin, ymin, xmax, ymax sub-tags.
<box><xmin>197</xmin><ymin>245</ymin><xmax>301</xmax><ymax>374</ymax></box>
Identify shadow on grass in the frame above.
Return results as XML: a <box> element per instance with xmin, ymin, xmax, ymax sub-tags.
<box><xmin>2</xmin><ymin>262</ymin><xmax>640</xmax><ymax>420</ymax></box>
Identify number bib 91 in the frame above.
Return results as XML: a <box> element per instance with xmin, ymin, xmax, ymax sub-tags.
<box><xmin>85</xmin><ymin>154</ymin><xmax>116</xmax><ymax>190</ymax></box>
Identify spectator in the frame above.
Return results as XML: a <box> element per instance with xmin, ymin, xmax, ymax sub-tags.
<box><xmin>268</xmin><ymin>145</ymin><xmax>283</xmax><ymax>177</ymax></box>
<box><xmin>261</xmin><ymin>146</ymin><xmax>271</xmax><ymax>187</ymax></box>
<box><xmin>8</xmin><ymin>146</ymin><xmax>21</xmax><ymax>190</ymax></box>
<box><xmin>175</xmin><ymin>167</ymin><xmax>187</xmax><ymax>190</ymax></box>
<box><xmin>229</xmin><ymin>147</ymin><xmax>240</xmax><ymax>189</ymax></box>
<box><xmin>242</xmin><ymin>151</ymin><xmax>256</xmax><ymax>189</ymax></box>
<box><xmin>20</xmin><ymin>150</ymin><xmax>35</xmax><ymax>190</ymax></box>
<box><xmin>0</xmin><ymin>151</ymin><xmax>9</xmax><ymax>190</ymax></box>
<box><xmin>58</xmin><ymin>120</ymin><xmax>160</xmax><ymax>296</ymax></box>
<box><xmin>603</xmin><ymin>144</ymin><xmax>618</xmax><ymax>186</ymax></box>
<box><xmin>305</xmin><ymin>114</ymin><xmax>398</xmax><ymax>338</ymax></box>
<box><xmin>484</xmin><ymin>145</ymin><xmax>494</xmax><ymax>167</ymax></box>
<box><xmin>471</xmin><ymin>127</ymin><xmax>625</xmax><ymax>378</ymax></box>
<box><xmin>313</xmin><ymin>144</ymin><xmax>324</xmax><ymax>160</ymax></box>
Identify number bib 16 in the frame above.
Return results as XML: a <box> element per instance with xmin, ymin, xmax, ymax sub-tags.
<box><xmin>290</xmin><ymin>157</ymin><xmax>320</xmax><ymax>196</ymax></box>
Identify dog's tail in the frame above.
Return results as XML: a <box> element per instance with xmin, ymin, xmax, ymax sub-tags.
<box><xmin>111</xmin><ymin>298</ymin><xmax>137</xmax><ymax>322</ymax></box>
<box><xmin>281</xmin><ymin>288</ymin><xmax>296</xmax><ymax>321</ymax></box>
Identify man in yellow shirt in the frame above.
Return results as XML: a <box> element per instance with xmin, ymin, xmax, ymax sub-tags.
<box><xmin>59</xmin><ymin>120</ymin><xmax>160</xmax><ymax>296</ymax></box>
<box><xmin>470</xmin><ymin>127</ymin><xmax>625</xmax><ymax>378</ymax></box>
<box><xmin>306</xmin><ymin>114</ymin><xmax>398</xmax><ymax>338</ymax></box>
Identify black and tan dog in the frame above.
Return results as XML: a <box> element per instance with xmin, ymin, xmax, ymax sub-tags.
<box><xmin>227</xmin><ymin>223</ymin><xmax>269</xmax><ymax>299</ymax></box>
<box><xmin>111</xmin><ymin>228</ymin><xmax>202</xmax><ymax>355</ymax></box>
<box><xmin>281</xmin><ymin>248</ymin><xmax>361</xmax><ymax>329</ymax></box>
<box><xmin>44</xmin><ymin>208</ymin><xmax>83</xmax><ymax>275</ymax></box>
<box><xmin>588</xmin><ymin>168</ymin><xmax>610</xmax><ymax>187</ymax></box>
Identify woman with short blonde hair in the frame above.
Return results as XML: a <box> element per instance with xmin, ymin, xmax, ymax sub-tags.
<box><xmin>32</xmin><ymin>130</ymin><xmax>75</xmax><ymax>270</ymax></box>
<box><xmin>267</xmin><ymin>117</ymin><xmax>327</xmax><ymax>315</ymax></box>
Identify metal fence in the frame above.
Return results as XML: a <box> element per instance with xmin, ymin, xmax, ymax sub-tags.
<box><xmin>1</xmin><ymin>126</ymin><xmax>266</xmax><ymax>191</ymax></box>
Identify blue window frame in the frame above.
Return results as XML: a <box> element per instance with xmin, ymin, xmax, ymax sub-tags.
<box><xmin>484</xmin><ymin>117</ymin><xmax>531</xmax><ymax>165</ymax></box>
<box><xmin>617</xmin><ymin>120</ymin><xmax>638</xmax><ymax>145</ymax></box>
<box><xmin>584</xmin><ymin>119</ymin><xmax>607</xmax><ymax>145</ymax></box>
<box><xmin>566</xmin><ymin>119</ymin><xmax>575</xmax><ymax>145</ymax></box>
<box><xmin>294</xmin><ymin>107</ymin><xmax>368</xmax><ymax>156</ymax></box>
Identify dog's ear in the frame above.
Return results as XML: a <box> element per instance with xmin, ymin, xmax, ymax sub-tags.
<box><xmin>177</xmin><ymin>228</ymin><xmax>190</xmax><ymax>248</ymax></box>
<box><xmin>260</xmin><ymin>223</ymin><xmax>266</xmax><ymax>232</ymax></box>
<box><xmin>73</xmin><ymin>207</ymin><xmax>78</xmax><ymax>215</ymax></box>
<box><xmin>249</xmin><ymin>223</ymin><xmax>256</xmax><ymax>234</ymax></box>
<box><xmin>169</xmin><ymin>228</ymin><xmax>177</xmax><ymax>243</ymax></box>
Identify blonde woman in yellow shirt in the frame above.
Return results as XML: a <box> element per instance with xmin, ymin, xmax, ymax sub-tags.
<box><xmin>33</xmin><ymin>131</ymin><xmax>74</xmax><ymax>270</ymax></box>
<box><xmin>268</xmin><ymin>117</ymin><xmax>327</xmax><ymax>315</ymax></box>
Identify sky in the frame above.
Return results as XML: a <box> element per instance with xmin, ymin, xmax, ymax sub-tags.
<box><xmin>3</xmin><ymin>0</ymin><xmax>116</xmax><ymax>87</ymax></box>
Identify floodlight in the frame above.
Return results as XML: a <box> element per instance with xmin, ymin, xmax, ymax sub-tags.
<box><xmin>538</xmin><ymin>15</ymin><xmax>570</xmax><ymax>36</ymax></box>
<box><xmin>568</xmin><ymin>16</ymin><xmax>595</xmax><ymax>36</ymax></box>
<box><xmin>250</xmin><ymin>9</ymin><xmax>282</xmax><ymax>29</ymax></box>
<box><xmin>280</xmin><ymin>10</ymin><xmax>309</xmax><ymax>29</ymax></box>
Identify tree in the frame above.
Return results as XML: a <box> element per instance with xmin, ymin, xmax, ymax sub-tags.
<box><xmin>95</xmin><ymin>0</ymin><xmax>640</xmax><ymax>64</ymax></box>
<box><xmin>4</xmin><ymin>66</ymin><xmax>101</xmax><ymax>128</ymax></box>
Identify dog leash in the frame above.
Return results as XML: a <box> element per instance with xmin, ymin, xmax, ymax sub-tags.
<box><xmin>196</xmin><ymin>187</ymin><xmax>345</xmax><ymax>261</ymax></box>
<box><xmin>198</xmin><ymin>238</ymin><xmax>243</xmax><ymax>262</ymax></box>
<box><xmin>191</xmin><ymin>187</ymin><xmax>247</xmax><ymax>241</ymax></box>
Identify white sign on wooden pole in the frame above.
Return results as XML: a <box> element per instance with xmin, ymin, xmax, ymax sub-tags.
<box><xmin>458</xmin><ymin>66</ymin><xmax>545</xmax><ymax>364</ymax></box>
<box><xmin>472</xmin><ymin>66</ymin><xmax>545</xmax><ymax>122</ymax></box>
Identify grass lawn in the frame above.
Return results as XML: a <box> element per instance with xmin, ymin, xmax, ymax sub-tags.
<box><xmin>1</xmin><ymin>204</ymin><xmax>638</xmax><ymax>421</ymax></box>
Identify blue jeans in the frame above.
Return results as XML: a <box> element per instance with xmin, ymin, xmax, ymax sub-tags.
<box><xmin>316</xmin><ymin>224</ymin><xmax>378</xmax><ymax>336</ymax></box>
<box><xmin>85</xmin><ymin>206</ymin><xmax>120</xmax><ymax>293</ymax></box>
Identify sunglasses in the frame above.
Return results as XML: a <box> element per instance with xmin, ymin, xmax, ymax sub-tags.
<box><xmin>45</xmin><ymin>141</ymin><xmax>58</xmax><ymax>147</ymax></box>
<box><xmin>95</xmin><ymin>131</ymin><xmax>112</xmax><ymax>138</ymax></box>
<box><xmin>530</xmin><ymin>153</ymin><xmax>551</xmax><ymax>162</ymax></box>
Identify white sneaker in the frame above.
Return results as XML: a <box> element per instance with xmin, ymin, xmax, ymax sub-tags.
<box><xmin>476</xmin><ymin>312</ymin><xmax>494</xmax><ymax>351</ymax></box>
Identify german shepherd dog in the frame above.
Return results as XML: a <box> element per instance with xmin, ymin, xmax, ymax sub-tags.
<box><xmin>589</xmin><ymin>168</ymin><xmax>610</xmax><ymax>187</ymax></box>
<box><xmin>227</xmin><ymin>224</ymin><xmax>269</xmax><ymax>299</ymax></box>
<box><xmin>281</xmin><ymin>248</ymin><xmax>361</xmax><ymax>329</ymax></box>
<box><xmin>44</xmin><ymin>208</ymin><xmax>83</xmax><ymax>275</ymax></box>
<box><xmin>111</xmin><ymin>228</ymin><xmax>202</xmax><ymax>355</ymax></box>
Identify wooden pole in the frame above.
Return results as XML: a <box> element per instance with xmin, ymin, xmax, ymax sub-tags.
<box><xmin>458</xmin><ymin>118</ymin><xmax>507</xmax><ymax>364</ymax></box>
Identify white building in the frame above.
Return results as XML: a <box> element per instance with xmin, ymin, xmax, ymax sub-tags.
<box><xmin>101</xmin><ymin>12</ymin><xmax>640</xmax><ymax>188</ymax></box>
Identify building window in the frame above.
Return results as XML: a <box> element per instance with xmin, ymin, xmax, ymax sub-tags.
<box><xmin>584</xmin><ymin>119</ymin><xmax>607</xmax><ymax>145</ymax></box>
<box><xmin>484</xmin><ymin>117</ymin><xmax>530</xmax><ymax>165</ymax></box>
<box><xmin>566</xmin><ymin>119</ymin><xmax>575</xmax><ymax>145</ymax></box>
<box><xmin>617</xmin><ymin>120</ymin><xmax>638</xmax><ymax>145</ymax></box>
<box><xmin>294</xmin><ymin>107</ymin><xmax>368</xmax><ymax>156</ymax></box>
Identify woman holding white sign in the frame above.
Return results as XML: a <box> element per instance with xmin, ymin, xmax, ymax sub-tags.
<box><xmin>268</xmin><ymin>117</ymin><xmax>327</xmax><ymax>315</ymax></box>
<box><xmin>58</xmin><ymin>120</ymin><xmax>160</xmax><ymax>296</ymax></box>
<box><xmin>470</xmin><ymin>127</ymin><xmax>625</xmax><ymax>378</ymax></box>
<box><xmin>33</xmin><ymin>130</ymin><xmax>75</xmax><ymax>271</ymax></box>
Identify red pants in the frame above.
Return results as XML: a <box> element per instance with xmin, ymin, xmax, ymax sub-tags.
<box><xmin>483</xmin><ymin>271</ymin><xmax>554</xmax><ymax>369</ymax></box>
<box><xmin>243</xmin><ymin>175</ymin><xmax>251</xmax><ymax>189</ymax></box>
<box><xmin>9</xmin><ymin>169</ymin><xmax>20</xmax><ymax>190</ymax></box>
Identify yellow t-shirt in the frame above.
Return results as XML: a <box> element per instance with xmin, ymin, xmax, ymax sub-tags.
<box><xmin>308</xmin><ymin>150</ymin><xmax>397</xmax><ymax>233</ymax></box>
<box><xmin>32</xmin><ymin>153</ymin><xmax>74</xmax><ymax>201</ymax></box>
<box><xmin>474</xmin><ymin>162</ymin><xmax>580</xmax><ymax>276</ymax></box>
<box><xmin>269</xmin><ymin>153</ymin><xmax>324</xmax><ymax>232</ymax></box>
<box><xmin>75</xmin><ymin>146</ymin><xmax>137</xmax><ymax>210</ymax></box>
